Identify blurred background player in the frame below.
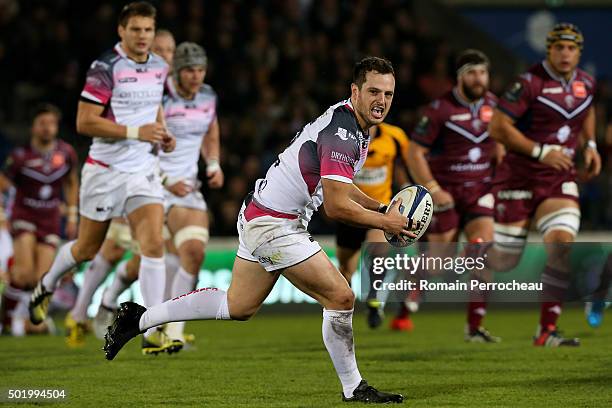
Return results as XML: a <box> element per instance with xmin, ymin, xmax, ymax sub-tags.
<box><xmin>488</xmin><ymin>23</ymin><xmax>601</xmax><ymax>347</ymax></box>
<box><xmin>28</xmin><ymin>2</ymin><xmax>177</xmax><ymax>354</ymax></box>
<box><xmin>335</xmin><ymin>121</ymin><xmax>410</xmax><ymax>328</ymax></box>
<box><xmin>393</xmin><ymin>49</ymin><xmax>501</xmax><ymax>342</ymax></box>
<box><xmin>585</xmin><ymin>253</ymin><xmax>611</xmax><ymax>327</ymax></box>
<box><xmin>159</xmin><ymin>41</ymin><xmax>223</xmax><ymax>344</ymax></box>
<box><xmin>65</xmin><ymin>28</ymin><xmax>178</xmax><ymax>347</ymax></box>
<box><xmin>104</xmin><ymin>57</ymin><xmax>412</xmax><ymax>403</ymax></box>
<box><xmin>95</xmin><ymin>41</ymin><xmax>224</xmax><ymax>350</ymax></box>
<box><xmin>0</xmin><ymin>104</ymin><xmax>79</xmax><ymax>335</ymax></box>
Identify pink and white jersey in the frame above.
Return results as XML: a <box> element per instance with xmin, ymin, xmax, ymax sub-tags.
<box><xmin>253</xmin><ymin>99</ymin><xmax>369</xmax><ymax>225</ymax></box>
<box><xmin>80</xmin><ymin>43</ymin><xmax>168</xmax><ymax>173</ymax></box>
<box><xmin>159</xmin><ymin>82</ymin><xmax>217</xmax><ymax>180</ymax></box>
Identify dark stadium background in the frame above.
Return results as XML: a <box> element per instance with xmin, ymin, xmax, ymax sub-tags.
<box><xmin>1</xmin><ymin>0</ymin><xmax>611</xmax><ymax>236</ymax></box>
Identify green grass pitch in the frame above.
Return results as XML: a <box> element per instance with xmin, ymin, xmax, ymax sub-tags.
<box><xmin>2</xmin><ymin>306</ymin><xmax>611</xmax><ymax>407</ymax></box>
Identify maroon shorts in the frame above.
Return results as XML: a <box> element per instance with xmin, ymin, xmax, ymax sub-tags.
<box><xmin>492</xmin><ymin>173</ymin><xmax>579</xmax><ymax>224</ymax></box>
<box><xmin>428</xmin><ymin>182</ymin><xmax>494</xmax><ymax>234</ymax></box>
<box><xmin>10</xmin><ymin>206</ymin><xmax>61</xmax><ymax>248</ymax></box>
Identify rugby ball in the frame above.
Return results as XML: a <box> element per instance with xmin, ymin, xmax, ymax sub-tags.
<box><xmin>384</xmin><ymin>184</ymin><xmax>433</xmax><ymax>247</ymax></box>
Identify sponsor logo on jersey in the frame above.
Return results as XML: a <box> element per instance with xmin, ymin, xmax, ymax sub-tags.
<box><xmin>450</xmin><ymin>113</ymin><xmax>471</xmax><ymax>121</ymax></box>
<box><xmin>564</xmin><ymin>94</ymin><xmax>575</xmax><ymax>108</ymax></box>
<box><xmin>479</xmin><ymin>105</ymin><xmax>493</xmax><ymax>122</ymax></box>
<box><xmin>51</xmin><ymin>153</ymin><xmax>65</xmax><ymax>167</ymax></box>
<box><xmin>477</xmin><ymin>193</ymin><xmax>495</xmax><ymax>209</ymax></box>
<box><xmin>25</xmin><ymin>158</ymin><xmax>44</xmax><ymax>168</ymax></box>
<box><xmin>572</xmin><ymin>81</ymin><xmax>586</xmax><ymax>98</ymax></box>
<box><xmin>335</xmin><ymin>127</ymin><xmax>348</xmax><ymax>140</ymax></box>
<box><xmin>542</xmin><ymin>87</ymin><xmax>563</xmax><ymax>94</ymax></box>
<box><xmin>330</xmin><ymin>151</ymin><xmax>356</xmax><ymax>166</ymax></box>
<box><xmin>504</xmin><ymin>81</ymin><xmax>523</xmax><ymax>103</ymax></box>
<box><xmin>414</xmin><ymin>116</ymin><xmax>430</xmax><ymax>135</ymax></box>
<box><xmin>118</xmin><ymin>77</ymin><xmax>137</xmax><ymax>83</ymax></box>
<box><xmin>497</xmin><ymin>190</ymin><xmax>533</xmax><ymax>200</ymax></box>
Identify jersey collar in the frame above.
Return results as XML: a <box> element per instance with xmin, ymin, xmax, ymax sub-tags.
<box><xmin>542</xmin><ymin>60</ymin><xmax>577</xmax><ymax>89</ymax></box>
<box><xmin>344</xmin><ymin>98</ymin><xmax>369</xmax><ymax>137</ymax></box>
<box><xmin>452</xmin><ymin>87</ymin><xmax>484</xmax><ymax>117</ymax></box>
<box><xmin>114</xmin><ymin>42</ymin><xmax>151</xmax><ymax>64</ymax></box>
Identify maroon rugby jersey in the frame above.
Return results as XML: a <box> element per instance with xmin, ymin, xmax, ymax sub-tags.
<box><xmin>496</xmin><ymin>61</ymin><xmax>595</xmax><ymax>179</ymax></box>
<box><xmin>3</xmin><ymin>141</ymin><xmax>77</xmax><ymax>217</ymax></box>
<box><xmin>410</xmin><ymin>88</ymin><xmax>498</xmax><ymax>185</ymax></box>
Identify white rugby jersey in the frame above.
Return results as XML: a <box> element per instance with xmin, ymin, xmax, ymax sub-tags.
<box><xmin>80</xmin><ymin>43</ymin><xmax>169</xmax><ymax>173</ymax></box>
<box><xmin>253</xmin><ymin>99</ymin><xmax>370</xmax><ymax>225</ymax></box>
<box><xmin>159</xmin><ymin>82</ymin><xmax>217</xmax><ymax>180</ymax></box>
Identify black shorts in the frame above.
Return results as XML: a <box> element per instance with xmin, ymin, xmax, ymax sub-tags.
<box><xmin>335</xmin><ymin>222</ymin><xmax>367</xmax><ymax>250</ymax></box>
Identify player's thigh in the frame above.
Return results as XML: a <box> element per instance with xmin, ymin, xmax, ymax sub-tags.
<box><xmin>127</xmin><ymin>203</ymin><xmax>165</xmax><ymax>257</ymax></box>
<box><xmin>72</xmin><ymin>216</ymin><xmax>111</xmax><ymax>262</ymax></box>
<box><xmin>282</xmin><ymin>250</ymin><xmax>354</xmax><ymax>310</ymax></box>
<box><xmin>227</xmin><ymin>256</ymin><xmax>280</xmax><ymax>320</ymax></box>
<box><xmin>464</xmin><ymin>216</ymin><xmax>494</xmax><ymax>241</ymax></box>
<box><xmin>490</xmin><ymin>219</ymin><xmax>530</xmax><ymax>272</ymax></box>
<box><xmin>34</xmin><ymin>243</ymin><xmax>56</xmax><ymax>279</ymax></box>
<box><xmin>9</xmin><ymin>232</ymin><xmax>37</xmax><ymax>283</ymax></box>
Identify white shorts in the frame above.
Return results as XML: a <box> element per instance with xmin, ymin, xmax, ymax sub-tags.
<box><xmin>163</xmin><ymin>189</ymin><xmax>207</xmax><ymax>214</ymax></box>
<box><xmin>79</xmin><ymin>162</ymin><xmax>164</xmax><ymax>222</ymax></box>
<box><xmin>236</xmin><ymin>202</ymin><xmax>321</xmax><ymax>273</ymax></box>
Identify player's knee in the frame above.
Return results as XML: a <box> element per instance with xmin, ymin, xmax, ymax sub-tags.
<box><xmin>138</xmin><ymin>236</ymin><xmax>165</xmax><ymax>258</ymax></box>
<box><xmin>328</xmin><ymin>287</ymin><xmax>355</xmax><ymax>310</ymax></box>
<box><xmin>229</xmin><ymin>305</ymin><xmax>256</xmax><ymax>321</ymax></box>
<box><xmin>179</xmin><ymin>241</ymin><xmax>205</xmax><ymax>272</ymax></box>
<box><xmin>490</xmin><ymin>224</ymin><xmax>527</xmax><ymax>271</ymax></box>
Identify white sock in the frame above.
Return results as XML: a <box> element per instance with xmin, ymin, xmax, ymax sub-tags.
<box><xmin>138</xmin><ymin>255</ymin><xmax>166</xmax><ymax>337</ymax></box>
<box><xmin>42</xmin><ymin>241</ymin><xmax>76</xmax><ymax>292</ymax></box>
<box><xmin>139</xmin><ymin>255</ymin><xmax>166</xmax><ymax>308</ymax></box>
<box><xmin>164</xmin><ymin>253</ymin><xmax>180</xmax><ymax>300</ymax></box>
<box><xmin>139</xmin><ymin>287</ymin><xmax>230</xmax><ymax>331</ymax></box>
<box><xmin>70</xmin><ymin>253</ymin><xmax>112</xmax><ymax>322</ymax></box>
<box><xmin>101</xmin><ymin>260</ymin><xmax>131</xmax><ymax>309</ymax></box>
<box><xmin>168</xmin><ymin>267</ymin><xmax>198</xmax><ymax>335</ymax></box>
<box><xmin>322</xmin><ymin>308</ymin><xmax>362</xmax><ymax>398</ymax></box>
<box><xmin>172</xmin><ymin>267</ymin><xmax>197</xmax><ymax>298</ymax></box>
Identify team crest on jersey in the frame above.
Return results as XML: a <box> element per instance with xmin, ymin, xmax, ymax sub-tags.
<box><xmin>479</xmin><ymin>105</ymin><xmax>493</xmax><ymax>122</ymax></box>
<box><xmin>39</xmin><ymin>185</ymin><xmax>52</xmax><ymax>200</ymax></box>
<box><xmin>504</xmin><ymin>81</ymin><xmax>523</xmax><ymax>102</ymax></box>
<box><xmin>572</xmin><ymin>81</ymin><xmax>586</xmax><ymax>98</ymax></box>
<box><xmin>556</xmin><ymin>125</ymin><xmax>570</xmax><ymax>143</ymax></box>
<box><xmin>468</xmin><ymin>147</ymin><xmax>482</xmax><ymax>163</ymax></box>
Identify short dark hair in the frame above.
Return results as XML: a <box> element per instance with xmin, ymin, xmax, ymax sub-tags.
<box><xmin>118</xmin><ymin>1</ymin><xmax>156</xmax><ymax>27</ymax></box>
<box><xmin>455</xmin><ymin>49</ymin><xmax>490</xmax><ymax>73</ymax></box>
<box><xmin>352</xmin><ymin>57</ymin><xmax>394</xmax><ymax>89</ymax></box>
<box><xmin>30</xmin><ymin>103</ymin><xmax>62</xmax><ymax>123</ymax></box>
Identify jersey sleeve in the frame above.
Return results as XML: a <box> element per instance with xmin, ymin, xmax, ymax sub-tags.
<box><xmin>318</xmin><ymin>125</ymin><xmax>360</xmax><ymax>184</ymax></box>
<box><xmin>80</xmin><ymin>59</ymin><xmax>114</xmax><ymax>105</ymax></box>
<box><xmin>497</xmin><ymin>75</ymin><xmax>534</xmax><ymax>120</ymax></box>
<box><xmin>410</xmin><ymin>103</ymin><xmax>442</xmax><ymax>148</ymax></box>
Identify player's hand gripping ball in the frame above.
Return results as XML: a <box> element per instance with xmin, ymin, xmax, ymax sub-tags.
<box><xmin>384</xmin><ymin>184</ymin><xmax>433</xmax><ymax>247</ymax></box>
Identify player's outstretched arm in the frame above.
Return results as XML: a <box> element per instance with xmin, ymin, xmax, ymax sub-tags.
<box><xmin>322</xmin><ymin>178</ymin><xmax>415</xmax><ymax>238</ymax></box>
<box><xmin>76</xmin><ymin>101</ymin><xmax>167</xmax><ymax>144</ymax></box>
